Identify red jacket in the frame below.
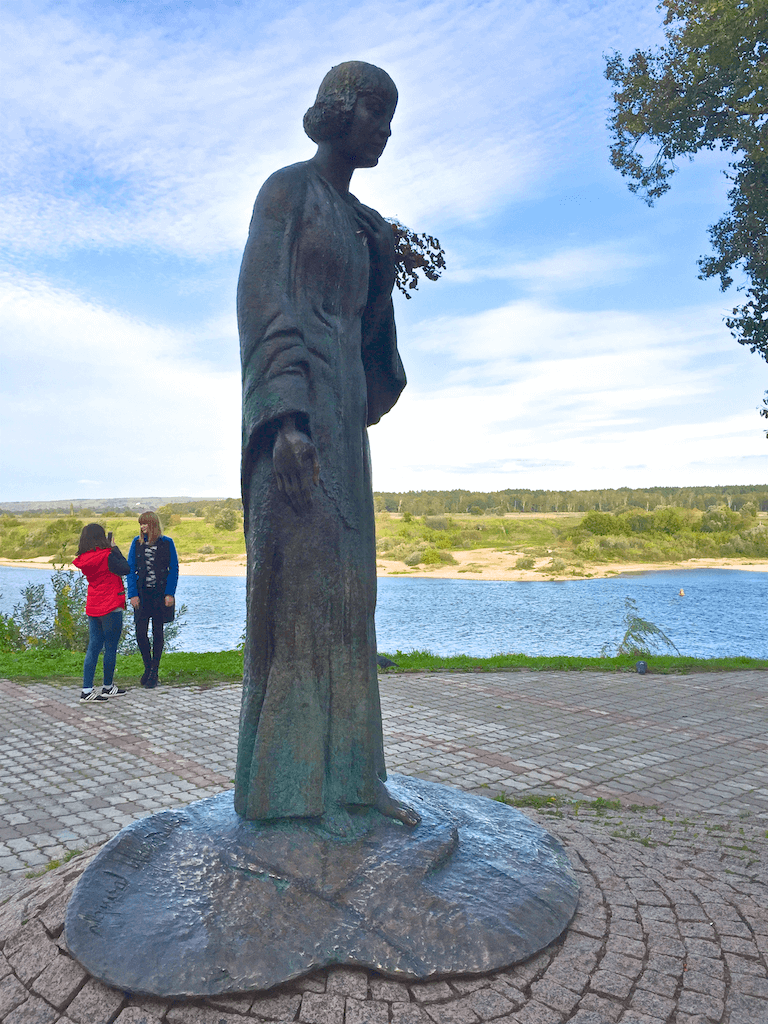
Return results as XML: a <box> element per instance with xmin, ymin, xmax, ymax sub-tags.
<box><xmin>73</xmin><ymin>547</ymin><xmax>127</xmax><ymax>617</ymax></box>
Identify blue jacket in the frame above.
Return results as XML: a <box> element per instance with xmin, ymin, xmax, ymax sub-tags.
<box><xmin>127</xmin><ymin>535</ymin><xmax>179</xmax><ymax>600</ymax></box>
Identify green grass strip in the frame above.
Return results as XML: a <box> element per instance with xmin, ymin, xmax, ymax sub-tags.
<box><xmin>379</xmin><ymin>649</ymin><xmax>768</xmax><ymax>673</ymax></box>
<box><xmin>1</xmin><ymin>647</ymin><xmax>766</xmax><ymax>685</ymax></box>
<box><xmin>0</xmin><ymin>649</ymin><xmax>245</xmax><ymax>685</ymax></box>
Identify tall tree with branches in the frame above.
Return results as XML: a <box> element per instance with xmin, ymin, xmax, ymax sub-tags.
<box><xmin>605</xmin><ymin>0</ymin><xmax>768</xmax><ymax>430</ymax></box>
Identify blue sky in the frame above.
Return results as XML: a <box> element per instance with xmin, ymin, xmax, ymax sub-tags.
<box><xmin>1</xmin><ymin>0</ymin><xmax>765</xmax><ymax>501</ymax></box>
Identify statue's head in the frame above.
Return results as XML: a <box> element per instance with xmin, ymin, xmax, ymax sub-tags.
<box><xmin>303</xmin><ymin>61</ymin><xmax>398</xmax><ymax>145</ymax></box>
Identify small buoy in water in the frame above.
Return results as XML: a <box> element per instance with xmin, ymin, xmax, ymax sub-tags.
<box><xmin>679</xmin><ymin>588</ymin><xmax>685</xmax><ymax>596</ymax></box>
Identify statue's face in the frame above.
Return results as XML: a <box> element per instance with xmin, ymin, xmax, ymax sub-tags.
<box><xmin>338</xmin><ymin>90</ymin><xmax>397</xmax><ymax>168</ymax></box>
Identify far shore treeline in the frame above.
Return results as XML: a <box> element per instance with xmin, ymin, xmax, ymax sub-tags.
<box><xmin>374</xmin><ymin>485</ymin><xmax>768</xmax><ymax>515</ymax></box>
<box><xmin>2</xmin><ymin>484</ymin><xmax>768</xmax><ymax>518</ymax></box>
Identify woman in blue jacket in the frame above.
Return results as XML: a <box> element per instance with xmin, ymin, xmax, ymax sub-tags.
<box><xmin>127</xmin><ymin>511</ymin><xmax>179</xmax><ymax>688</ymax></box>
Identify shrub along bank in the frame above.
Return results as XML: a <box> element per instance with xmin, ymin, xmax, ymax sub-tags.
<box><xmin>374</xmin><ymin>505</ymin><xmax>768</xmax><ymax>570</ymax></box>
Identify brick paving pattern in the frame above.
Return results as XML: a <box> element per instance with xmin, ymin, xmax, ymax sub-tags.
<box><xmin>1</xmin><ymin>669</ymin><xmax>767</xmax><ymax>1022</ymax></box>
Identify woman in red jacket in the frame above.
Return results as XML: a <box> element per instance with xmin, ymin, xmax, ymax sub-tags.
<box><xmin>73</xmin><ymin>524</ymin><xmax>131</xmax><ymax>703</ymax></box>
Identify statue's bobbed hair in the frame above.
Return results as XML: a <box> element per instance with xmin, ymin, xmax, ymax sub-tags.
<box><xmin>303</xmin><ymin>61</ymin><xmax>397</xmax><ymax>144</ymax></box>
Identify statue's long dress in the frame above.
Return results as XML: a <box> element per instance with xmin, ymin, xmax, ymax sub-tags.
<box><xmin>235</xmin><ymin>161</ymin><xmax>406</xmax><ymax>820</ymax></box>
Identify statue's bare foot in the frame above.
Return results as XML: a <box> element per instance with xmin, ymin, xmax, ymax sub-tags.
<box><xmin>374</xmin><ymin>779</ymin><xmax>421</xmax><ymax>827</ymax></box>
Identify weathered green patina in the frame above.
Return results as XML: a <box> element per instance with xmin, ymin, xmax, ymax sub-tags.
<box><xmin>235</xmin><ymin>63</ymin><xmax>417</xmax><ymax>829</ymax></box>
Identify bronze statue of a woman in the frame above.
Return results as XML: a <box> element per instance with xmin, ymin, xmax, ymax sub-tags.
<box><xmin>235</xmin><ymin>62</ymin><xmax>419</xmax><ymax>831</ymax></box>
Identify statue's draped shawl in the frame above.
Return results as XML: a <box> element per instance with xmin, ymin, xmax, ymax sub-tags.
<box><xmin>235</xmin><ymin>161</ymin><xmax>405</xmax><ymax>820</ymax></box>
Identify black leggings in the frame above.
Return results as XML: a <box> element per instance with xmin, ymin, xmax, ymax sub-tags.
<box><xmin>134</xmin><ymin>592</ymin><xmax>165</xmax><ymax>666</ymax></box>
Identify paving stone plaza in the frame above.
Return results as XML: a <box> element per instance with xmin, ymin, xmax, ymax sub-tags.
<box><xmin>1</xmin><ymin>669</ymin><xmax>767</xmax><ymax>1023</ymax></box>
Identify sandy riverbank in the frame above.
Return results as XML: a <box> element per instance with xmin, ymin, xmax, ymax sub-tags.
<box><xmin>2</xmin><ymin>552</ymin><xmax>767</xmax><ymax>581</ymax></box>
<box><xmin>374</xmin><ymin>551</ymin><xmax>768</xmax><ymax>581</ymax></box>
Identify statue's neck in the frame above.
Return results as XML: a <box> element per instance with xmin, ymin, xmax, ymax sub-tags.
<box><xmin>309</xmin><ymin>146</ymin><xmax>354</xmax><ymax>194</ymax></box>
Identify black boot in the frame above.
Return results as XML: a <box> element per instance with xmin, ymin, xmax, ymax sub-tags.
<box><xmin>146</xmin><ymin>658</ymin><xmax>160</xmax><ymax>688</ymax></box>
<box><xmin>137</xmin><ymin>635</ymin><xmax>152</xmax><ymax>687</ymax></box>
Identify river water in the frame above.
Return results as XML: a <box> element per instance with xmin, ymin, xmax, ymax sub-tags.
<box><xmin>1</xmin><ymin>566</ymin><xmax>766</xmax><ymax>658</ymax></box>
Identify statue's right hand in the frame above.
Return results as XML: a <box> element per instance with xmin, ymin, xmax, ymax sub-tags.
<box><xmin>355</xmin><ymin>204</ymin><xmax>396</xmax><ymax>303</ymax></box>
<box><xmin>273</xmin><ymin>423</ymin><xmax>320</xmax><ymax>514</ymax></box>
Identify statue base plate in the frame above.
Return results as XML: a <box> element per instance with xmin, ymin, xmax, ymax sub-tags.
<box><xmin>65</xmin><ymin>775</ymin><xmax>579</xmax><ymax>997</ymax></box>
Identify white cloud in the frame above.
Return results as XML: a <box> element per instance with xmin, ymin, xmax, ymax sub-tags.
<box><xmin>4</xmin><ymin>279</ymin><xmax>763</xmax><ymax>502</ymax></box>
<box><xmin>0</xmin><ymin>0</ymin><xmax>663</xmax><ymax>256</ymax></box>
<box><xmin>369</xmin><ymin>299</ymin><xmax>768</xmax><ymax>490</ymax></box>
<box><xmin>0</xmin><ymin>272</ymin><xmax>241</xmax><ymax>499</ymax></box>
<box><xmin>410</xmin><ymin>298</ymin><xmax>729</xmax><ymax>380</ymax></box>
<box><xmin>446</xmin><ymin>242</ymin><xmax>652</xmax><ymax>289</ymax></box>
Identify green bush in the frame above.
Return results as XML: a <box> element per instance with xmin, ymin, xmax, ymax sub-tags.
<box><xmin>12</xmin><ymin>582</ymin><xmax>52</xmax><ymax>647</ymax></box>
<box><xmin>581</xmin><ymin>511</ymin><xmax>627</xmax><ymax>536</ymax></box>
<box><xmin>515</xmin><ymin>555</ymin><xmax>535</xmax><ymax>569</ymax></box>
<box><xmin>6</xmin><ymin>568</ymin><xmax>89</xmax><ymax>651</ymax></box>
<box><xmin>214</xmin><ymin>509</ymin><xmax>240</xmax><ymax>531</ymax></box>
<box><xmin>602</xmin><ymin>597</ymin><xmax>680</xmax><ymax>657</ymax></box>
<box><xmin>650</xmin><ymin>507</ymin><xmax>700</xmax><ymax>533</ymax></box>
<box><xmin>4</xmin><ymin>568</ymin><xmax>187</xmax><ymax>654</ymax></box>
<box><xmin>421</xmin><ymin>549</ymin><xmax>442</xmax><ymax>565</ymax></box>
<box><xmin>421</xmin><ymin>547</ymin><xmax>457</xmax><ymax>565</ymax></box>
<box><xmin>423</xmin><ymin>516</ymin><xmax>449</xmax><ymax>531</ymax></box>
<box><xmin>701</xmin><ymin>506</ymin><xmax>742</xmax><ymax>532</ymax></box>
<box><xmin>0</xmin><ymin>607</ymin><xmax>23</xmax><ymax>652</ymax></box>
<box><xmin>598</xmin><ymin>536</ymin><xmax>630</xmax><ymax>549</ymax></box>
<box><xmin>544</xmin><ymin>557</ymin><xmax>568</xmax><ymax>572</ymax></box>
<box><xmin>51</xmin><ymin>569</ymin><xmax>89</xmax><ymax>650</ymax></box>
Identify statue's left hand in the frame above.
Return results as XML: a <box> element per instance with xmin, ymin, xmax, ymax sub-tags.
<box><xmin>273</xmin><ymin>423</ymin><xmax>320</xmax><ymax>514</ymax></box>
<box><xmin>355</xmin><ymin>204</ymin><xmax>396</xmax><ymax>304</ymax></box>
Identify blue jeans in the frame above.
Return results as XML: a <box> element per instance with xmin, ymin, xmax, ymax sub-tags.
<box><xmin>83</xmin><ymin>611</ymin><xmax>123</xmax><ymax>689</ymax></box>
